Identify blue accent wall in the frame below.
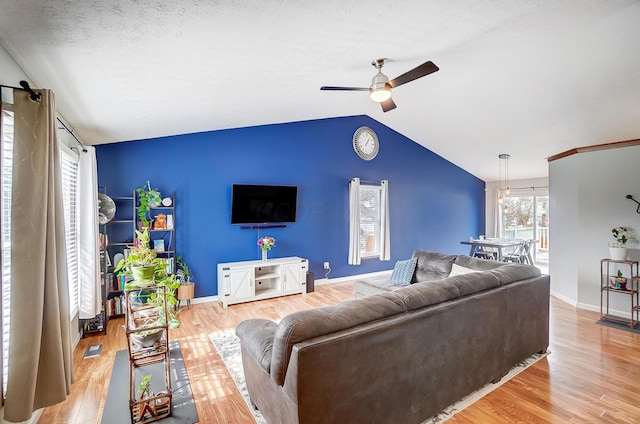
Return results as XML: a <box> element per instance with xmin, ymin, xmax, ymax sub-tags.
<box><xmin>96</xmin><ymin>115</ymin><xmax>485</xmax><ymax>297</ymax></box>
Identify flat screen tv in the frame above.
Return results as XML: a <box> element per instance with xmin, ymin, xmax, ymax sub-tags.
<box><xmin>231</xmin><ymin>184</ymin><xmax>298</xmax><ymax>224</ymax></box>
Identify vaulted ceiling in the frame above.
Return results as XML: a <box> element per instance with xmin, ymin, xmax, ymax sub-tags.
<box><xmin>1</xmin><ymin>0</ymin><xmax>639</xmax><ymax>181</ymax></box>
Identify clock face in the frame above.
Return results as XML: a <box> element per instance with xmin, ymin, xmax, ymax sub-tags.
<box><xmin>353</xmin><ymin>126</ymin><xmax>379</xmax><ymax>160</ymax></box>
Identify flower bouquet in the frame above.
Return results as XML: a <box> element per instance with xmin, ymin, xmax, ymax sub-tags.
<box><xmin>258</xmin><ymin>236</ymin><xmax>276</xmax><ymax>261</ymax></box>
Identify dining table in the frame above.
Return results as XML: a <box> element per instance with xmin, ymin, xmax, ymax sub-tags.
<box><xmin>460</xmin><ymin>238</ymin><xmax>525</xmax><ymax>262</ymax></box>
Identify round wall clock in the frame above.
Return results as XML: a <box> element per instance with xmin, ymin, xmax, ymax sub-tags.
<box><xmin>353</xmin><ymin>126</ymin><xmax>379</xmax><ymax>160</ymax></box>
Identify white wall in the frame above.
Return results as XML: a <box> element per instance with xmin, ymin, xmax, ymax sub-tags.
<box><xmin>550</xmin><ymin>145</ymin><xmax>640</xmax><ymax>315</ymax></box>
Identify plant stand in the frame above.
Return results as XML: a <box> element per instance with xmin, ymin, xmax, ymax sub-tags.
<box><xmin>125</xmin><ymin>286</ymin><xmax>173</xmax><ymax>423</ymax></box>
<box><xmin>177</xmin><ymin>282</ymin><xmax>195</xmax><ymax>310</ymax></box>
<box><xmin>600</xmin><ymin>258</ymin><xmax>640</xmax><ymax>328</ymax></box>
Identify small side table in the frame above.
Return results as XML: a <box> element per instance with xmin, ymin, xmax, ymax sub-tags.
<box><xmin>177</xmin><ymin>282</ymin><xmax>195</xmax><ymax>310</ymax></box>
<box><xmin>600</xmin><ymin>259</ymin><xmax>639</xmax><ymax>328</ymax></box>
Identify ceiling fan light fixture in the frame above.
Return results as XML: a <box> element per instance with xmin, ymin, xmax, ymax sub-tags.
<box><xmin>369</xmin><ymin>72</ymin><xmax>391</xmax><ymax>102</ymax></box>
<box><xmin>370</xmin><ymin>86</ymin><xmax>391</xmax><ymax>102</ymax></box>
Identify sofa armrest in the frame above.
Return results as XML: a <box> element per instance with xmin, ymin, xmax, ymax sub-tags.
<box><xmin>235</xmin><ymin>318</ymin><xmax>278</xmax><ymax>374</ymax></box>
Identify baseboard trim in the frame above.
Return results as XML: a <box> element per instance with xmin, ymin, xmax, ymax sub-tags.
<box><xmin>550</xmin><ymin>291</ymin><xmax>578</xmax><ymax>307</ymax></box>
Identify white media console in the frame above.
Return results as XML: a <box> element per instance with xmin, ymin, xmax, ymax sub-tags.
<box><xmin>217</xmin><ymin>256</ymin><xmax>308</xmax><ymax>308</ymax></box>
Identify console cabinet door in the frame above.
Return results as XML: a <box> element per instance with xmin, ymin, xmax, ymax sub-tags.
<box><xmin>282</xmin><ymin>262</ymin><xmax>307</xmax><ymax>293</ymax></box>
<box><xmin>226</xmin><ymin>267</ymin><xmax>254</xmax><ymax>303</ymax></box>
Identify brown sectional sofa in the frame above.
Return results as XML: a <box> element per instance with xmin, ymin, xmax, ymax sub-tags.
<box><xmin>236</xmin><ymin>250</ymin><xmax>550</xmax><ymax>424</ymax></box>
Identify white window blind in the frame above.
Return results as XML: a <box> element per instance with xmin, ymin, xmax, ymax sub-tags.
<box><xmin>1</xmin><ymin>106</ymin><xmax>14</xmax><ymax>396</ymax></box>
<box><xmin>359</xmin><ymin>185</ymin><xmax>381</xmax><ymax>257</ymax></box>
<box><xmin>60</xmin><ymin>147</ymin><xmax>79</xmax><ymax>318</ymax></box>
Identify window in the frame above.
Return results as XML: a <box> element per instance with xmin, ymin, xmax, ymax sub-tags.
<box><xmin>499</xmin><ymin>194</ymin><xmax>549</xmax><ymax>264</ymax></box>
<box><xmin>359</xmin><ymin>185</ymin><xmax>381</xmax><ymax>258</ymax></box>
<box><xmin>60</xmin><ymin>147</ymin><xmax>79</xmax><ymax>318</ymax></box>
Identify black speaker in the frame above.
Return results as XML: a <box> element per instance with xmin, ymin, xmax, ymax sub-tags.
<box><xmin>306</xmin><ymin>271</ymin><xmax>315</xmax><ymax>293</ymax></box>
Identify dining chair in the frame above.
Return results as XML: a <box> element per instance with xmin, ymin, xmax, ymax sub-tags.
<box><xmin>473</xmin><ymin>246</ymin><xmax>498</xmax><ymax>260</ymax></box>
<box><xmin>503</xmin><ymin>239</ymin><xmax>534</xmax><ymax>264</ymax></box>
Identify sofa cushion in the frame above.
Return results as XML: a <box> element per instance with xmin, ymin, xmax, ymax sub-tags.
<box><xmin>235</xmin><ymin>318</ymin><xmax>278</xmax><ymax>374</ymax></box>
<box><xmin>454</xmin><ymin>255</ymin><xmax>506</xmax><ymax>271</ymax></box>
<box><xmin>449</xmin><ymin>263</ymin><xmax>477</xmax><ymax>277</ymax></box>
<box><xmin>390</xmin><ymin>279</ymin><xmax>461</xmax><ymax>312</ymax></box>
<box><xmin>270</xmin><ymin>294</ymin><xmax>406</xmax><ymax>386</ymax></box>
<box><xmin>489</xmin><ymin>263</ymin><xmax>541</xmax><ymax>285</ymax></box>
<box><xmin>389</xmin><ymin>258</ymin><xmax>418</xmax><ymax>286</ymax></box>
<box><xmin>411</xmin><ymin>250</ymin><xmax>457</xmax><ymax>283</ymax></box>
<box><xmin>354</xmin><ymin>274</ymin><xmax>397</xmax><ymax>298</ymax></box>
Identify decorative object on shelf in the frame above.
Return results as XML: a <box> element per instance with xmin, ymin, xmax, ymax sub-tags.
<box><xmin>609</xmin><ymin>270</ymin><xmax>628</xmax><ymax>290</ymax></box>
<box><xmin>153</xmin><ymin>214</ymin><xmax>167</xmax><ymax>230</ymax></box>
<box><xmin>136</xmin><ymin>181</ymin><xmax>162</xmax><ymax>229</ymax></box>
<box><xmin>609</xmin><ymin>226</ymin><xmax>631</xmax><ymax>260</ymax></box>
<box><xmin>98</xmin><ymin>193</ymin><xmax>116</xmax><ymax>225</ymax></box>
<box><xmin>161</xmin><ymin>196</ymin><xmax>172</xmax><ymax>207</ymax></box>
<box><xmin>258</xmin><ymin>236</ymin><xmax>276</xmax><ymax>261</ymax></box>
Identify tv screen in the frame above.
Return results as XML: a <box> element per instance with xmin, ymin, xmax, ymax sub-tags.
<box><xmin>231</xmin><ymin>184</ymin><xmax>298</xmax><ymax>224</ymax></box>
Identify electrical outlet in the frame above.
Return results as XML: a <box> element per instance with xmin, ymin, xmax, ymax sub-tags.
<box><xmin>323</xmin><ymin>261</ymin><xmax>330</xmax><ymax>270</ymax></box>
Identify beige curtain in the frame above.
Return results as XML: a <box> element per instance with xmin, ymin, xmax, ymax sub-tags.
<box><xmin>4</xmin><ymin>88</ymin><xmax>73</xmax><ymax>422</ymax></box>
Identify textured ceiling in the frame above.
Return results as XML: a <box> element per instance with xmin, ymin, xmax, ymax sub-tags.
<box><xmin>1</xmin><ymin>0</ymin><xmax>639</xmax><ymax>181</ymax></box>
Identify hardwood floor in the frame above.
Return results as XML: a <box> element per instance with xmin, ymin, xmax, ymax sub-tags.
<box><xmin>40</xmin><ymin>282</ymin><xmax>640</xmax><ymax>423</ymax></box>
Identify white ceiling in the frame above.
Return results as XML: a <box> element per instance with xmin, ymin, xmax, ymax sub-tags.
<box><xmin>1</xmin><ymin>0</ymin><xmax>639</xmax><ymax>181</ymax></box>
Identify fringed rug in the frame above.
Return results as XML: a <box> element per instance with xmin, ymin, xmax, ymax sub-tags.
<box><xmin>209</xmin><ymin>329</ymin><xmax>549</xmax><ymax>424</ymax></box>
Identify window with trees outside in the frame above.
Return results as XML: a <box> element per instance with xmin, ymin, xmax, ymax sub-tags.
<box><xmin>499</xmin><ymin>195</ymin><xmax>549</xmax><ymax>264</ymax></box>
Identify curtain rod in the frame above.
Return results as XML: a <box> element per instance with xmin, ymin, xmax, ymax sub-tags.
<box><xmin>1</xmin><ymin>80</ymin><xmax>87</xmax><ymax>153</ymax></box>
<box><xmin>56</xmin><ymin>118</ymin><xmax>87</xmax><ymax>153</ymax></box>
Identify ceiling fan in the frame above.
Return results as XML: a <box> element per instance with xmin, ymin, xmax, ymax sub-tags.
<box><xmin>320</xmin><ymin>58</ymin><xmax>439</xmax><ymax>112</ymax></box>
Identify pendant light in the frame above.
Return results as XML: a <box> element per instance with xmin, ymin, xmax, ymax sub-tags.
<box><xmin>499</xmin><ymin>153</ymin><xmax>510</xmax><ymax>195</ymax></box>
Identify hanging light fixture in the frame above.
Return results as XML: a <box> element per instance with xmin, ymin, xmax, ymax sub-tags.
<box><xmin>499</xmin><ymin>153</ymin><xmax>511</xmax><ymax>195</ymax></box>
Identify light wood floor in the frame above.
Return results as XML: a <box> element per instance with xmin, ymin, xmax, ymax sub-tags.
<box><xmin>40</xmin><ymin>282</ymin><xmax>640</xmax><ymax>423</ymax></box>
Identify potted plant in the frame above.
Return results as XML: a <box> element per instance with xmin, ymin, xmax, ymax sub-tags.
<box><xmin>136</xmin><ymin>181</ymin><xmax>161</xmax><ymax>229</ymax></box>
<box><xmin>115</xmin><ymin>229</ymin><xmax>164</xmax><ymax>285</ymax></box>
<box><xmin>176</xmin><ymin>256</ymin><xmax>195</xmax><ymax>308</ymax></box>
<box><xmin>609</xmin><ymin>227</ymin><xmax>631</xmax><ymax>261</ymax></box>
<box><xmin>137</xmin><ymin>375</ymin><xmax>152</xmax><ymax>400</ymax></box>
<box><xmin>609</xmin><ymin>270</ymin><xmax>628</xmax><ymax>290</ymax></box>
<box><xmin>116</xmin><ymin>229</ymin><xmax>180</xmax><ymax>348</ymax></box>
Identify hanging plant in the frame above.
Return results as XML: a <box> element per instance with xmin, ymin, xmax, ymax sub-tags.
<box><xmin>136</xmin><ymin>181</ymin><xmax>161</xmax><ymax>229</ymax></box>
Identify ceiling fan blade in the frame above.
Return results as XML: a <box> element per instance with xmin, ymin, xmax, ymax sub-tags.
<box><xmin>381</xmin><ymin>98</ymin><xmax>397</xmax><ymax>112</ymax></box>
<box><xmin>388</xmin><ymin>61</ymin><xmax>439</xmax><ymax>88</ymax></box>
<box><xmin>320</xmin><ymin>86</ymin><xmax>369</xmax><ymax>91</ymax></box>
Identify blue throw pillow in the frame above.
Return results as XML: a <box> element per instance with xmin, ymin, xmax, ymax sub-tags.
<box><xmin>389</xmin><ymin>258</ymin><xmax>418</xmax><ymax>286</ymax></box>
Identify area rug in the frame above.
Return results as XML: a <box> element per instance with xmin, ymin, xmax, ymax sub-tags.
<box><xmin>596</xmin><ymin>319</ymin><xmax>640</xmax><ymax>334</ymax></box>
<box><xmin>209</xmin><ymin>329</ymin><xmax>549</xmax><ymax>423</ymax></box>
<box><xmin>102</xmin><ymin>340</ymin><xmax>199</xmax><ymax>424</ymax></box>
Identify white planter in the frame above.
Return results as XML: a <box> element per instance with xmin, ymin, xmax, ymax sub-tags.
<box><xmin>609</xmin><ymin>247</ymin><xmax>628</xmax><ymax>261</ymax></box>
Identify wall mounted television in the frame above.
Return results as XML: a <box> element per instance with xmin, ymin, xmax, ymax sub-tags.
<box><xmin>231</xmin><ymin>184</ymin><xmax>298</xmax><ymax>224</ymax></box>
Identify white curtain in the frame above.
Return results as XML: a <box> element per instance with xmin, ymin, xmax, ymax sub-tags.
<box><xmin>348</xmin><ymin>178</ymin><xmax>361</xmax><ymax>265</ymax></box>
<box><xmin>78</xmin><ymin>146</ymin><xmax>101</xmax><ymax>319</ymax></box>
<box><xmin>493</xmin><ymin>188</ymin><xmax>502</xmax><ymax>238</ymax></box>
<box><xmin>379</xmin><ymin>180</ymin><xmax>390</xmax><ymax>260</ymax></box>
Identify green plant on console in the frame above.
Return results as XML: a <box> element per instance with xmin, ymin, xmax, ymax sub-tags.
<box><xmin>136</xmin><ymin>181</ymin><xmax>162</xmax><ymax>229</ymax></box>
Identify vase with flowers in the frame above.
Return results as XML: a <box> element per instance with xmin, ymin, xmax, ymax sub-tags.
<box><xmin>258</xmin><ymin>236</ymin><xmax>276</xmax><ymax>261</ymax></box>
<box><xmin>609</xmin><ymin>227</ymin><xmax>631</xmax><ymax>260</ymax></box>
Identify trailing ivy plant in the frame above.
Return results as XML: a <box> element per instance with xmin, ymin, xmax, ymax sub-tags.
<box><xmin>136</xmin><ymin>181</ymin><xmax>161</xmax><ymax>229</ymax></box>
